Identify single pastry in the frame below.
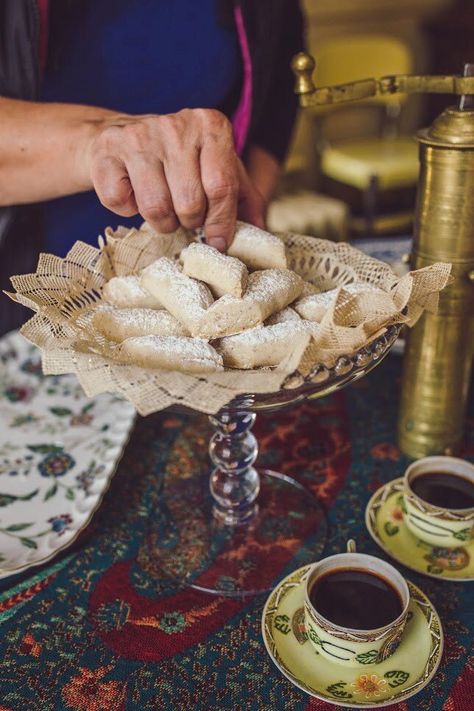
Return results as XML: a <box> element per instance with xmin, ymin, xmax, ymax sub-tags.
<box><xmin>181</xmin><ymin>242</ymin><xmax>248</xmax><ymax>298</ymax></box>
<box><xmin>140</xmin><ymin>257</ymin><xmax>214</xmax><ymax>336</ymax></box>
<box><xmin>246</xmin><ymin>269</ymin><xmax>304</xmax><ymax>319</ymax></box>
<box><xmin>227</xmin><ymin>221</ymin><xmax>288</xmax><ymax>270</ymax></box>
<box><xmin>197</xmin><ymin>268</ymin><xmax>304</xmax><ymax>340</ymax></box>
<box><xmin>102</xmin><ymin>275</ymin><xmax>162</xmax><ymax>309</ymax></box>
<box><xmin>294</xmin><ymin>282</ymin><xmax>382</xmax><ymax>322</ymax></box>
<box><xmin>265</xmin><ymin>306</ymin><xmax>301</xmax><ymax>325</ymax></box>
<box><xmin>293</xmin><ymin>292</ymin><xmax>334</xmax><ymax>322</ymax></box>
<box><xmin>268</xmin><ymin>307</ymin><xmax>322</xmax><ymax>339</ymax></box>
<box><xmin>92</xmin><ymin>307</ymin><xmax>189</xmax><ymax>342</ymax></box>
<box><xmin>119</xmin><ymin>335</ymin><xmax>223</xmax><ymax>373</ymax></box>
<box><xmin>196</xmin><ymin>293</ymin><xmax>262</xmax><ymax>340</ymax></box>
<box><xmin>217</xmin><ymin>321</ymin><xmax>311</xmax><ymax>369</ymax></box>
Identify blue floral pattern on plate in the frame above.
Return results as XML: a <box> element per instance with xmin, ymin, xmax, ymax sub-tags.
<box><xmin>0</xmin><ymin>331</ymin><xmax>135</xmax><ymax>578</ymax></box>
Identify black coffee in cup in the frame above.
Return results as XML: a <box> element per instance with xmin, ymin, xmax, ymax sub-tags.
<box><xmin>411</xmin><ymin>471</ymin><xmax>474</xmax><ymax>509</ymax></box>
<box><xmin>309</xmin><ymin>568</ymin><xmax>403</xmax><ymax>630</ymax></box>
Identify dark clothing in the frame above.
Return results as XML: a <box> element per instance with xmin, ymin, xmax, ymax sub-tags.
<box><xmin>239</xmin><ymin>0</ymin><xmax>305</xmax><ymax>165</ymax></box>
<box><xmin>0</xmin><ymin>0</ymin><xmax>305</xmax><ymax>333</ymax></box>
<box><xmin>0</xmin><ymin>0</ymin><xmax>40</xmax><ymax>100</ymax></box>
<box><xmin>0</xmin><ymin>1</ymin><xmax>42</xmax><ymax>333</ymax></box>
<box><xmin>0</xmin><ymin>0</ymin><xmax>304</xmax><ymax>160</ymax></box>
<box><xmin>40</xmin><ymin>0</ymin><xmax>242</xmax><ymax>254</ymax></box>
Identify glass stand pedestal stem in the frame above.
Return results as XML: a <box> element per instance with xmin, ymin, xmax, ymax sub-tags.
<box><xmin>148</xmin><ymin>326</ymin><xmax>400</xmax><ymax>597</ymax></box>
<box><xmin>209</xmin><ymin>410</ymin><xmax>260</xmax><ymax>526</ymax></box>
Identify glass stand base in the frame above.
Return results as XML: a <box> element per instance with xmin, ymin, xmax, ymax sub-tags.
<box><xmin>145</xmin><ymin>469</ymin><xmax>328</xmax><ymax>597</ymax></box>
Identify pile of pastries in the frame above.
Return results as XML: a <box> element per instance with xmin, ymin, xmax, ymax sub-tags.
<box><xmin>95</xmin><ymin>225</ymin><xmax>378</xmax><ymax>373</ymax></box>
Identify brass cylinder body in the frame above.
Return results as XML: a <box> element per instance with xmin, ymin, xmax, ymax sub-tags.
<box><xmin>398</xmin><ymin>108</ymin><xmax>474</xmax><ymax>458</ymax></box>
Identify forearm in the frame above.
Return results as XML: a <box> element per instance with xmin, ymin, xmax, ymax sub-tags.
<box><xmin>0</xmin><ymin>100</ymin><xmax>265</xmax><ymax>248</ymax></box>
<box><xmin>0</xmin><ymin>97</ymin><xmax>117</xmax><ymax>206</ymax></box>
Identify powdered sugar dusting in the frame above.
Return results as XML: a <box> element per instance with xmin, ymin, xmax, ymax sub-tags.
<box><xmin>227</xmin><ymin>221</ymin><xmax>287</xmax><ymax>270</ymax></box>
<box><xmin>120</xmin><ymin>335</ymin><xmax>223</xmax><ymax>373</ymax></box>
<box><xmin>196</xmin><ymin>268</ymin><xmax>304</xmax><ymax>340</ymax></box>
<box><xmin>266</xmin><ymin>307</ymin><xmax>301</xmax><ymax>325</ymax></box>
<box><xmin>247</xmin><ymin>269</ymin><xmax>303</xmax><ymax>317</ymax></box>
<box><xmin>217</xmin><ymin>321</ymin><xmax>311</xmax><ymax>369</ymax></box>
<box><xmin>140</xmin><ymin>257</ymin><xmax>214</xmax><ymax>335</ymax></box>
<box><xmin>102</xmin><ymin>275</ymin><xmax>162</xmax><ymax>309</ymax></box>
<box><xmin>181</xmin><ymin>242</ymin><xmax>248</xmax><ymax>297</ymax></box>
<box><xmin>221</xmin><ymin>320</ymin><xmax>308</xmax><ymax>343</ymax></box>
<box><xmin>93</xmin><ymin>307</ymin><xmax>189</xmax><ymax>341</ymax></box>
<box><xmin>197</xmin><ymin>293</ymin><xmax>262</xmax><ymax>340</ymax></box>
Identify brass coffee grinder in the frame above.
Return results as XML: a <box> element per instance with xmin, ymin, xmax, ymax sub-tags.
<box><xmin>292</xmin><ymin>55</ymin><xmax>474</xmax><ymax>458</ymax></box>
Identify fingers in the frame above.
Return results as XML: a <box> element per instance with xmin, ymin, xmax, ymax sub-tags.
<box><xmin>200</xmin><ymin>152</ymin><xmax>265</xmax><ymax>251</ymax></box>
<box><xmin>90</xmin><ymin>110</ymin><xmax>264</xmax><ymax>247</ymax></box>
<box><xmin>199</xmin><ymin>113</ymin><xmax>266</xmax><ymax>250</ymax></box>
<box><xmin>200</xmin><ymin>137</ymin><xmax>239</xmax><ymax>250</ymax></box>
<box><xmin>91</xmin><ymin>155</ymin><xmax>138</xmax><ymax>217</ymax></box>
<box><xmin>163</xmin><ymin>149</ymin><xmax>206</xmax><ymax>231</ymax></box>
<box><xmin>125</xmin><ymin>156</ymin><xmax>179</xmax><ymax>233</ymax></box>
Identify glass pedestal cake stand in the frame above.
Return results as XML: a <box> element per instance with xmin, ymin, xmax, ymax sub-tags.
<box><xmin>146</xmin><ymin>325</ymin><xmax>401</xmax><ymax>597</ymax></box>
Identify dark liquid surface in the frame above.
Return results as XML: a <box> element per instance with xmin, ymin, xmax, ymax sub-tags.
<box><xmin>411</xmin><ymin>471</ymin><xmax>474</xmax><ymax>509</ymax></box>
<box><xmin>309</xmin><ymin>568</ymin><xmax>403</xmax><ymax>630</ymax></box>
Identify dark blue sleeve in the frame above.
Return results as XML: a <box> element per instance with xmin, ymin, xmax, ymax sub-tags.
<box><xmin>252</xmin><ymin>0</ymin><xmax>305</xmax><ymax>163</ymax></box>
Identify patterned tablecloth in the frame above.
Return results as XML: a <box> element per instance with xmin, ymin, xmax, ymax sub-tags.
<box><xmin>0</xmin><ymin>356</ymin><xmax>472</xmax><ymax>710</ymax></box>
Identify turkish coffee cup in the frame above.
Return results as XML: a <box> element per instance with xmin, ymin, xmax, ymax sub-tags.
<box><xmin>304</xmin><ymin>540</ymin><xmax>409</xmax><ymax>667</ymax></box>
<box><xmin>403</xmin><ymin>456</ymin><xmax>474</xmax><ymax>548</ymax></box>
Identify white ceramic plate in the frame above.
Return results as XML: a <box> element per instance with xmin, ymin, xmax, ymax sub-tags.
<box><xmin>0</xmin><ymin>330</ymin><xmax>136</xmax><ymax>579</ymax></box>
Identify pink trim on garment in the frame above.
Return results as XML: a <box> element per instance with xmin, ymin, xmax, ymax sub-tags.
<box><xmin>37</xmin><ymin>0</ymin><xmax>49</xmax><ymax>77</ymax></box>
<box><xmin>232</xmin><ymin>5</ymin><xmax>253</xmax><ymax>155</ymax></box>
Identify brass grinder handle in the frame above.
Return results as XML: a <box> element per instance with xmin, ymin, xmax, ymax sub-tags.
<box><xmin>291</xmin><ymin>52</ymin><xmax>474</xmax><ymax>108</ymax></box>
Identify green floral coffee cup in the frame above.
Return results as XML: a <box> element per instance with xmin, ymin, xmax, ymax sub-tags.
<box><xmin>403</xmin><ymin>456</ymin><xmax>474</xmax><ymax>548</ymax></box>
<box><xmin>304</xmin><ymin>541</ymin><xmax>409</xmax><ymax>668</ymax></box>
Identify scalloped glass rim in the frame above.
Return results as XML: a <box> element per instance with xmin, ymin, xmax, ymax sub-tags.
<box><xmin>216</xmin><ymin>324</ymin><xmax>402</xmax><ymax>414</ymax></box>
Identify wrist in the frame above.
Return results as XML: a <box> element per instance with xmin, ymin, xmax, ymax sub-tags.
<box><xmin>73</xmin><ymin>109</ymin><xmax>125</xmax><ymax>192</ymax></box>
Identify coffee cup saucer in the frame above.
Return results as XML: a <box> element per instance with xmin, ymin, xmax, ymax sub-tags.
<box><xmin>365</xmin><ymin>478</ymin><xmax>474</xmax><ymax>582</ymax></box>
<box><xmin>261</xmin><ymin>565</ymin><xmax>443</xmax><ymax>707</ymax></box>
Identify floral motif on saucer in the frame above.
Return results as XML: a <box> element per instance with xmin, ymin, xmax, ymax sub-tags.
<box><xmin>365</xmin><ymin>478</ymin><xmax>474</xmax><ymax>581</ymax></box>
<box><xmin>262</xmin><ymin>565</ymin><xmax>443</xmax><ymax>707</ymax></box>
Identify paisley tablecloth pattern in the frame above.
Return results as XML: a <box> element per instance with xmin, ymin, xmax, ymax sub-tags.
<box><xmin>0</xmin><ymin>357</ymin><xmax>472</xmax><ymax>710</ymax></box>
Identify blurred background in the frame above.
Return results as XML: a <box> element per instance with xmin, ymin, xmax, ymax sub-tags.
<box><xmin>268</xmin><ymin>0</ymin><xmax>470</xmax><ymax>252</ymax></box>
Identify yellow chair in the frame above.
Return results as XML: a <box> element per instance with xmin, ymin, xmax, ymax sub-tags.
<box><xmin>313</xmin><ymin>35</ymin><xmax>419</xmax><ymax>235</ymax></box>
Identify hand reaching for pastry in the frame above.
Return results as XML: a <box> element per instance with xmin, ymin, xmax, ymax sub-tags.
<box><xmin>1</xmin><ymin>99</ymin><xmax>275</xmax><ymax>251</ymax></box>
<box><xmin>87</xmin><ymin>108</ymin><xmax>266</xmax><ymax>250</ymax></box>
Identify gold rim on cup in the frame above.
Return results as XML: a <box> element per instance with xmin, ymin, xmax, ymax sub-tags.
<box><xmin>303</xmin><ymin>540</ymin><xmax>410</xmax><ymax>668</ymax></box>
<box><xmin>403</xmin><ymin>456</ymin><xmax>474</xmax><ymax>548</ymax></box>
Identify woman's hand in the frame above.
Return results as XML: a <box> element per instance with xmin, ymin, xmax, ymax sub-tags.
<box><xmin>87</xmin><ymin>108</ymin><xmax>265</xmax><ymax>249</ymax></box>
